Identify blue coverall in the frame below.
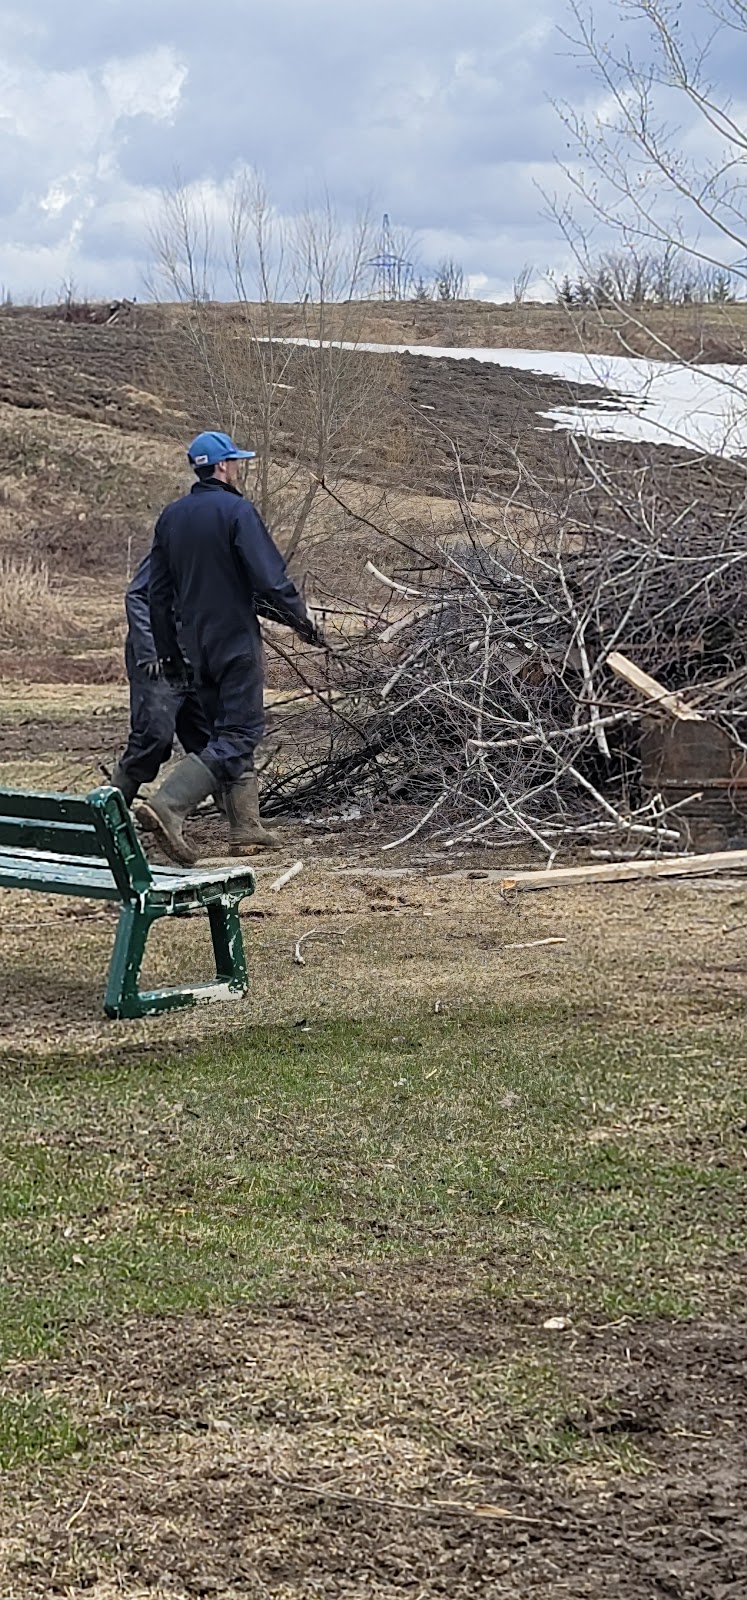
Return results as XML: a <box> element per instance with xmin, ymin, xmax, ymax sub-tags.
<box><xmin>117</xmin><ymin>553</ymin><xmax>211</xmax><ymax>790</ymax></box>
<box><xmin>149</xmin><ymin>479</ymin><xmax>313</xmax><ymax>786</ymax></box>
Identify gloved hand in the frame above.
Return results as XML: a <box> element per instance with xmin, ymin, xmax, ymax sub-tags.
<box><xmin>137</xmin><ymin>659</ymin><xmax>161</xmax><ymax>682</ymax></box>
<box><xmin>160</xmin><ymin>655</ymin><xmax>189</xmax><ymax>689</ymax></box>
<box><xmin>306</xmin><ymin>622</ymin><xmax>330</xmax><ymax>650</ymax></box>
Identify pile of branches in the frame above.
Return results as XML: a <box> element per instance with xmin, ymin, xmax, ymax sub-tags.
<box><xmin>262</xmin><ymin>440</ymin><xmax>747</xmax><ymax>857</ymax></box>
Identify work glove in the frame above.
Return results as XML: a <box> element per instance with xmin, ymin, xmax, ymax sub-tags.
<box><xmin>160</xmin><ymin>655</ymin><xmax>189</xmax><ymax>690</ymax></box>
<box><xmin>137</xmin><ymin>659</ymin><xmax>161</xmax><ymax>682</ymax></box>
<box><xmin>306</xmin><ymin>622</ymin><xmax>330</xmax><ymax>650</ymax></box>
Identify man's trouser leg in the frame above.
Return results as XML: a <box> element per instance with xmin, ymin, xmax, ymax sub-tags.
<box><xmin>175</xmin><ymin>685</ymin><xmax>212</xmax><ymax>760</ymax></box>
<box><xmin>140</xmin><ymin>657</ymin><xmax>276</xmax><ymax>864</ymax></box>
<box><xmin>199</xmin><ymin>659</ymin><xmax>279</xmax><ymax>851</ymax></box>
<box><xmin>175</xmin><ymin>684</ymin><xmax>224</xmax><ymax>810</ymax></box>
<box><xmin>113</xmin><ymin>667</ymin><xmax>178</xmax><ymax>802</ymax></box>
<box><xmin>198</xmin><ymin>658</ymin><xmax>262</xmax><ymax>785</ymax></box>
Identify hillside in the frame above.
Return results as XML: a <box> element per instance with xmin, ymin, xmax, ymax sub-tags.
<box><xmin>0</xmin><ymin>297</ymin><xmax>741</xmax><ymax>771</ymax></box>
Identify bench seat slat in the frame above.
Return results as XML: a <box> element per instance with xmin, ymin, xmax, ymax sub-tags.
<box><xmin>149</xmin><ymin>868</ymin><xmax>256</xmax><ymax>909</ymax></box>
<box><xmin>0</xmin><ymin>857</ymin><xmax>121</xmax><ymax>899</ymax></box>
<box><xmin>0</xmin><ymin>846</ymin><xmax>256</xmax><ymax>908</ymax></box>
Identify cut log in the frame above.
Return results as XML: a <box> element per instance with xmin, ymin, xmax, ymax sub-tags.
<box><xmin>499</xmin><ymin>849</ymin><xmax>747</xmax><ymax>892</ymax></box>
<box><xmin>606</xmin><ymin>651</ymin><xmax>705</xmax><ymax>721</ymax></box>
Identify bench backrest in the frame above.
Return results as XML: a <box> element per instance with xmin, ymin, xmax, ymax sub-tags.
<box><xmin>0</xmin><ymin>785</ymin><xmax>153</xmax><ymax>901</ymax></box>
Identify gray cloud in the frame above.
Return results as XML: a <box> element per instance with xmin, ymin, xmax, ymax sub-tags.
<box><xmin>0</xmin><ymin>0</ymin><xmax>738</xmax><ymax>301</ymax></box>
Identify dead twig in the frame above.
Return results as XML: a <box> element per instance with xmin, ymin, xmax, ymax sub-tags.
<box><xmin>293</xmin><ymin>927</ymin><xmax>344</xmax><ymax>965</ymax></box>
<box><xmin>271</xmin><ymin>861</ymin><xmax>304</xmax><ymax>893</ymax></box>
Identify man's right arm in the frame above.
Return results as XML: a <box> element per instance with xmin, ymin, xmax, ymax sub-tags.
<box><xmin>233</xmin><ymin>501</ymin><xmax>318</xmax><ymax>642</ymax></box>
<box><xmin>148</xmin><ymin>519</ymin><xmax>182</xmax><ymax>666</ymax></box>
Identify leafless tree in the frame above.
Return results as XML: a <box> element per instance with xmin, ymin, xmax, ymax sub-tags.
<box><xmin>554</xmin><ymin>246</ymin><xmax>740</xmax><ymax>307</ymax></box>
<box><xmin>512</xmin><ymin>263</ymin><xmax>534</xmax><ymax>304</ymax></box>
<box><xmin>434</xmin><ymin>258</ymin><xmax>467</xmax><ymax>301</ymax></box>
<box><xmin>549</xmin><ymin>0</ymin><xmax>747</xmax><ymax>359</ymax></box>
<box><xmin>556</xmin><ymin>0</ymin><xmax>747</xmax><ymax>274</ymax></box>
<box><xmin>149</xmin><ymin>172</ymin><xmax>404</xmax><ymax>566</ymax></box>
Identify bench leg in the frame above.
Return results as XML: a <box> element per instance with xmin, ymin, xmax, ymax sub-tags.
<box><xmin>208</xmin><ymin>898</ymin><xmax>248</xmax><ymax>994</ymax></box>
<box><xmin>104</xmin><ymin>899</ymin><xmax>249</xmax><ymax>1020</ymax></box>
<box><xmin>104</xmin><ymin>903</ymin><xmax>166</xmax><ymax>1020</ymax></box>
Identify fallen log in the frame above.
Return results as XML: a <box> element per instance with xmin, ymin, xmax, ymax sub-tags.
<box><xmin>499</xmin><ymin>848</ymin><xmax>747</xmax><ymax>892</ymax></box>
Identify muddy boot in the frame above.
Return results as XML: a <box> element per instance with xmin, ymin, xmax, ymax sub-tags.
<box><xmin>109</xmin><ymin>762</ymin><xmax>139</xmax><ymax>807</ymax></box>
<box><xmin>137</xmin><ymin>754</ymin><xmax>215</xmax><ymax>866</ymax></box>
<box><xmin>226</xmin><ymin>772</ymin><xmax>281</xmax><ymax>853</ymax></box>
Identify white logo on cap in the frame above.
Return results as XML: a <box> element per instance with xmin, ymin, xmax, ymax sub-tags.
<box><xmin>194</xmin><ymin>454</ymin><xmax>209</xmax><ymax>465</ymax></box>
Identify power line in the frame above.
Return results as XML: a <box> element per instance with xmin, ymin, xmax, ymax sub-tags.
<box><xmin>368</xmin><ymin>214</ymin><xmax>415</xmax><ymax>301</ymax></box>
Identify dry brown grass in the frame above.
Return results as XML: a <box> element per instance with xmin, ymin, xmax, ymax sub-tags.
<box><xmin>148</xmin><ymin>295</ymin><xmax>747</xmax><ymax>360</ymax></box>
<box><xmin>0</xmin><ymin>555</ymin><xmax>79</xmax><ymax>649</ymax></box>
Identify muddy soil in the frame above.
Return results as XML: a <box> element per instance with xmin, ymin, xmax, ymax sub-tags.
<box><xmin>0</xmin><ymin>709</ymin><xmax>125</xmax><ymax>761</ymax></box>
<box><xmin>0</xmin><ymin>314</ymin><xmax>602</xmax><ymax>495</ymax></box>
<box><xmin>399</xmin><ymin>351</ymin><xmax>599</xmax><ymax>495</ymax></box>
<box><xmin>3</xmin><ymin>1282</ymin><xmax>746</xmax><ymax>1598</ymax></box>
<box><xmin>0</xmin><ymin>316</ymin><xmax>188</xmax><ymax>438</ymax></box>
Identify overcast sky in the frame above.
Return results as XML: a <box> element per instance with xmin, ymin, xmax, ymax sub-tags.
<box><xmin>0</xmin><ymin>0</ymin><xmax>738</xmax><ymax>302</ymax></box>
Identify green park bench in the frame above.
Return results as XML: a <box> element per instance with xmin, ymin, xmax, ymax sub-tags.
<box><xmin>0</xmin><ymin>784</ymin><xmax>256</xmax><ymax>1020</ymax></box>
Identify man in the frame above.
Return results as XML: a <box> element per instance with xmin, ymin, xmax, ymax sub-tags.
<box><xmin>110</xmin><ymin>551</ymin><xmax>212</xmax><ymax>806</ymax></box>
<box><xmin>143</xmin><ymin>429</ymin><xmax>324</xmax><ymax>864</ymax></box>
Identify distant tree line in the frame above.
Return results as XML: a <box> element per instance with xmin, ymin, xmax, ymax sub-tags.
<box><xmin>411</xmin><ymin>259</ymin><xmax>467</xmax><ymax>301</ymax></box>
<box><xmin>556</xmin><ymin>252</ymin><xmax>741</xmax><ymax>309</ymax></box>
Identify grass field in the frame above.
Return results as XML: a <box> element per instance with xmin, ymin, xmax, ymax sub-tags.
<box><xmin>1</xmin><ymin>851</ymin><xmax>746</xmax><ymax>1596</ymax></box>
<box><xmin>3</xmin><ymin>998</ymin><xmax>745</xmax><ymax>1401</ymax></box>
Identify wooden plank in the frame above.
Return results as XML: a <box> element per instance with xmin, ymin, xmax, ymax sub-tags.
<box><xmin>498</xmin><ymin>849</ymin><xmax>747</xmax><ymax>893</ymax></box>
<box><xmin>0</xmin><ymin>818</ymin><xmax>101</xmax><ymax>857</ymax></box>
<box><xmin>0</xmin><ymin>858</ymin><xmax>120</xmax><ymax>898</ymax></box>
<box><xmin>150</xmin><ymin>879</ymin><xmax>257</xmax><ymax>913</ymax></box>
<box><xmin>0</xmin><ymin>847</ymin><xmax>113</xmax><ymax>870</ymax></box>
<box><xmin>0</xmin><ymin>848</ymin><xmax>256</xmax><ymax>901</ymax></box>
<box><xmin>606</xmin><ymin>651</ymin><xmax>705</xmax><ymax>721</ymax></box>
<box><xmin>150</xmin><ymin>864</ymin><xmax>257</xmax><ymax>891</ymax></box>
<box><xmin>0</xmin><ymin>789</ymin><xmax>94</xmax><ymax>823</ymax></box>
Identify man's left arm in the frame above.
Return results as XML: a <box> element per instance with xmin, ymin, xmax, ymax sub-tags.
<box><xmin>125</xmin><ymin>553</ymin><xmax>159</xmax><ymax>669</ymax></box>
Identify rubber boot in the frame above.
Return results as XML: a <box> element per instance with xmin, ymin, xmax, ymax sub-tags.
<box><xmin>110</xmin><ymin>762</ymin><xmax>139</xmax><ymax>807</ymax></box>
<box><xmin>137</xmin><ymin>753</ymin><xmax>215</xmax><ymax>866</ymax></box>
<box><xmin>226</xmin><ymin>772</ymin><xmax>281</xmax><ymax>853</ymax></box>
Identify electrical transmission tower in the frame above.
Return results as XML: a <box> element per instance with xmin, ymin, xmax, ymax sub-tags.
<box><xmin>369</xmin><ymin>214</ymin><xmax>415</xmax><ymax>301</ymax></box>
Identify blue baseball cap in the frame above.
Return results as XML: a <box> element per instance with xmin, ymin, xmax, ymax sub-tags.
<box><xmin>187</xmin><ymin>430</ymin><xmax>256</xmax><ymax>466</ymax></box>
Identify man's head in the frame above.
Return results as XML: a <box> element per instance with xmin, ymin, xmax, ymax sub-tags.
<box><xmin>187</xmin><ymin>431</ymin><xmax>256</xmax><ymax>487</ymax></box>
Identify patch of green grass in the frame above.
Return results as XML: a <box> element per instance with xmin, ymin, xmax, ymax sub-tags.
<box><xmin>447</xmin><ymin>1350</ymin><xmax>652</xmax><ymax>1477</ymax></box>
<box><xmin>1</xmin><ymin>1000</ymin><xmax>745</xmax><ymax>1388</ymax></box>
<box><xmin>0</xmin><ymin>1395</ymin><xmax>85</xmax><ymax>1470</ymax></box>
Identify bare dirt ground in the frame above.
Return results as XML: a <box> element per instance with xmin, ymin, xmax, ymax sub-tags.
<box><xmin>0</xmin><ymin>310</ymin><xmax>597</xmax><ymax>491</ymax></box>
<box><xmin>3</xmin><ymin>1290</ymin><xmax>746</xmax><ymax>1599</ymax></box>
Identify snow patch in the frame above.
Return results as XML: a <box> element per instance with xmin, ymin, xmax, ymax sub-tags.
<box><xmin>279</xmin><ymin>337</ymin><xmax>747</xmax><ymax>460</ymax></box>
